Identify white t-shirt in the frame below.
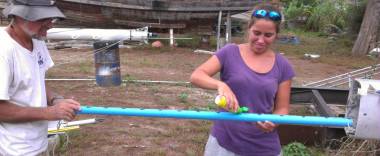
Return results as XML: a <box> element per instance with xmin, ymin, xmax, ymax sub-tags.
<box><xmin>0</xmin><ymin>30</ymin><xmax>54</xmax><ymax>155</ymax></box>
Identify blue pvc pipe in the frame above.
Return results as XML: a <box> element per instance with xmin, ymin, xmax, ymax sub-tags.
<box><xmin>78</xmin><ymin>106</ymin><xmax>352</xmax><ymax>127</ymax></box>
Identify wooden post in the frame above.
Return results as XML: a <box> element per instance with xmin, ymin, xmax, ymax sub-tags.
<box><xmin>170</xmin><ymin>28</ymin><xmax>174</xmax><ymax>47</ymax></box>
<box><xmin>217</xmin><ymin>10</ymin><xmax>222</xmax><ymax>51</ymax></box>
<box><xmin>352</xmin><ymin>0</ymin><xmax>380</xmax><ymax>55</ymax></box>
<box><xmin>226</xmin><ymin>11</ymin><xmax>232</xmax><ymax>44</ymax></box>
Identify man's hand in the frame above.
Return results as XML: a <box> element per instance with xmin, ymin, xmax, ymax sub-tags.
<box><xmin>256</xmin><ymin>121</ymin><xmax>278</xmax><ymax>133</ymax></box>
<box><xmin>45</xmin><ymin>99</ymin><xmax>81</xmax><ymax>121</ymax></box>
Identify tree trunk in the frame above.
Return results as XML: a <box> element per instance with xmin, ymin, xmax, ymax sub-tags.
<box><xmin>352</xmin><ymin>0</ymin><xmax>380</xmax><ymax>55</ymax></box>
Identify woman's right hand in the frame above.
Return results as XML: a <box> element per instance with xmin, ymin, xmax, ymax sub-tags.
<box><xmin>217</xmin><ymin>82</ymin><xmax>239</xmax><ymax>112</ymax></box>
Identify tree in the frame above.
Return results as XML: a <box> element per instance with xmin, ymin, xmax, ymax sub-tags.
<box><xmin>352</xmin><ymin>0</ymin><xmax>380</xmax><ymax>55</ymax></box>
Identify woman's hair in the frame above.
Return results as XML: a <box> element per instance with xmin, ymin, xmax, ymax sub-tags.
<box><xmin>248</xmin><ymin>4</ymin><xmax>282</xmax><ymax>33</ymax></box>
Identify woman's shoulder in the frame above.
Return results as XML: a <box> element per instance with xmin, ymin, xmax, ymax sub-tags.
<box><xmin>220</xmin><ymin>43</ymin><xmax>239</xmax><ymax>51</ymax></box>
<box><xmin>275</xmin><ymin>52</ymin><xmax>291</xmax><ymax>64</ymax></box>
<box><xmin>274</xmin><ymin>52</ymin><xmax>295</xmax><ymax>80</ymax></box>
<box><xmin>215</xmin><ymin>43</ymin><xmax>241</xmax><ymax>65</ymax></box>
<box><xmin>216</xmin><ymin>43</ymin><xmax>239</xmax><ymax>56</ymax></box>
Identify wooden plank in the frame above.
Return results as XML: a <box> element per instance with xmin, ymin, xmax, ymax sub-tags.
<box><xmin>114</xmin><ymin>19</ymin><xmax>186</xmax><ymax>29</ymax></box>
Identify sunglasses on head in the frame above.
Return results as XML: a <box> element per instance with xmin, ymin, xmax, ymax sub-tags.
<box><xmin>252</xmin><ymin>9</ymin><xmax>282</xmax><ymax>21</ymax></box>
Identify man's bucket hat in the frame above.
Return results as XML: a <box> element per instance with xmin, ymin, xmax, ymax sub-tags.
<box><xmin>2</xmin><ymin>0</ymin><xmax>65</xmax><ymax>21</ymax></box>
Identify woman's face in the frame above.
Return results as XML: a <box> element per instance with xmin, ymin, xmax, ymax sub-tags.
<box><xmin>248</xmin><ymin>19</ymin><xmax>277</xmax><ymax>54</ymax></box>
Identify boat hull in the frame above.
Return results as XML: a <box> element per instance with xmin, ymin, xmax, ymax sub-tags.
<box><xmin>55</xmin><ymin>0</ymin><xmax>259</xmax><ymax>29</ymax></box>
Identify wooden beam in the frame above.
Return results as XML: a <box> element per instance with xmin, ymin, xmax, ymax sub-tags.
<box><xmin>61</xmin><ymin>0</ymin><xmax>256</xmax><ymax>12</ymax></box>
<box><xmin>114</xmin><ymin>19</ymin><xmax>186</xmax><ymax>29</ymax></box>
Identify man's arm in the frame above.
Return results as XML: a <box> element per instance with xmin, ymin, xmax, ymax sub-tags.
<box><xmin>0</xmin><ymin>86</ymin><xmax>81</xmax><ymax>123</ymax></box>
<box><xmin>0</xmin><ymin>100</ymin><xmax>51</xmax><ymax>123</ymax></box>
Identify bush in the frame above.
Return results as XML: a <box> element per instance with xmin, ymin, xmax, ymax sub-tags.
<box><xmin>306</xmin><ymin>0</ymin><xmax>348</xmax><ymax>32</ymax></box>
<box><xmin>283</xmin><ymin>0</ymin><xmax>317</xmax><ymax>19</ymax></box>
<box><xmin>178</xmin><ymin>92</ymin><xmax>189</xmax><ymax>103</ymax></box>
<box><xmin>175</xmin><ymin>34</ymin><xmax>201</xmax><ymax>49</ymax></box>
<box><xmin>283</xmin><ymin>0</ymin><xmax>350</xmax><ymax>33</ymax></box>
<box><xmin>282</xmin><ymin>0</ymin><xmax>317</xmax><ymax>6</ymax></box>
<box><xmin>282</xmin><ymin>142</ymin><xmax>311</xmax><ymax>156</ymax></box>
<box><xmin>346</xmin><ymin>0</ymin><xmax>367</xmax><ymax>36</ymax></box>
<box><xmin>284</xmin><ymin>1</ymin><xmax>306</xmax><ymax>21</ymax></box>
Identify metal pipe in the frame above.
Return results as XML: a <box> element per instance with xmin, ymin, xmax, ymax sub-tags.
<box><xmin>304</xmin><ymin>64</ymin><xmax>380</xmax><ymax>86</ymax></box>
<box><xmin>313</xmin><ymin>68</ymin><xmax>380</xmax><ymax>87</ymax></box>
<box><xmin>312</xmin><ymin>65</ymin><xmax>376</xmax><ymax>83</ymax></box>
<box><xmin>78</xmin><ymin>106</ymin><xmax>353</xmax><ymax>127</ymax></box>
<box><xmin>1</xmin><ymin>27</ymin><xmax>193</xmax><ymax>42</ymax></box>
<box><xmin>65</xmin><ymin>118</ymin><xmax>104</xmax><ymax>126</ymax></box>
<box><xmin>149</xmin><ymin>37</ymin><xmax>192</xmax><ymax>40</ymax></box>
<box><xmin>45</xmin><ymin>78</ymin><xmax>190</xmax><ymax>85</ymax></box>
<box><xmin>46</xmin><ymin>27</ymin><xmax>151</xmax><ymax>41</ymax></box>
<box><xmin>328</xmin><ymin>71</ymin><xmax>380</xmax><ymax>88</ymax></box>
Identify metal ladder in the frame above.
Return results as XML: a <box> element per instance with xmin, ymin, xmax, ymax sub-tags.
<box><xmin>303</xmin><ymin>64</ymin><xmax>380</xmax><ymax>88</ymax></box>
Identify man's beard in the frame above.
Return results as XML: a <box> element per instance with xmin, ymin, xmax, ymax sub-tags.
<box><xmin>20</xmin><ymin>23</ymin><xmax>46</xmax><ymax>41</ymax></box>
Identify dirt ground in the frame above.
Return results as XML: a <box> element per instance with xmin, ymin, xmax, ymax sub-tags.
<box><xmin>46</xmin><ymin>44</ymin><xmax>359</xmax><ymax>155</ymax></box>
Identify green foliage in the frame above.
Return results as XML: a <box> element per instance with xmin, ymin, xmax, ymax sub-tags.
<box><xmin>306</xmin><ymin>0</ymin><xmax>348</xmax><ymax>32</ymax></box>
<box><xmin>284</xmin><ymin>0</ymin><xmax>313</xmax><ymax>21</ymax></box>
<box><xmin>283</xmin><ymin>0</ymin><xmax>349</xmax><ymax>33</ymax></box>
<box><xmin>188</xmin><ymin>100</ymin><xmax>217</xmax><ymax>111</ymax></box>
<box><xmin>57</xmin><ymin>130</ymin><xmax>82</xmax><ymax>154</ymax></box>
<box><xmin>123</xmin><ymin>74</ymin><xmax>136</xmax><ymax>81</ymax></box>
<box><xmin>282</xmin><ymin>142</ymin><xmax>311</xmax><ymax>156</ymax></box>
<box><xmin>175</xmin><ymin>34</ymin><xmax>200</xmax><ymax>49</ymax></box>
<box><xmin>284</xmin><ymin>1</ymin><xmax>303</xmax><ymax>21</ymax></box>
<box><xmin>132</xmin><ymin>43</ymin><xmax>170</xmax><ymax>53</ymax></box>
<box><xmin>206</xmin><ymin>100</ymin><xmax>218</xmax><ymax>110</ymax></box>
<box><xmin>282</xmin><ymin>0</ymin><xmax>317</xmax><ymax>7</ymax></box>
<box><xmin>176</xmin><ymin>34</ymin><xmax>218</xmax><ymax>49</ymax></box>
<box><xmin>346</xmin><ymin>0</ymin><xmax>368</xmax><ymax>35</ymax></box>
<box><xmin>78</xmin><ymin>62</ymin><xmax>92</xmax><ymax>74</ymax></box>
<box><xmin>308</xmin><ymin>147</ymin><xmax>326</xmax><ymax>156</ymax></box>
<box><xmin>209</xmin><ymin>36</ymin><xmax>218</xmax><ymax>49</ymax></box>
<box><xmin>178</xmin><ymin>92</ymin><xmax>189</xmax><ymax>103</ymax></box>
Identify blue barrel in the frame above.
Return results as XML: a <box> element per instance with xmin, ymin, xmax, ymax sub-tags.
<box><xmin>93</xmin><ymin>41</ymin><xmax>121</xmax><ymax>87</ymax></box>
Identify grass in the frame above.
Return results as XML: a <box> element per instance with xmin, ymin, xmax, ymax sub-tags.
<box><xmin>308</xmin><ymin>147</ymin><xmax>326</xmax><ymax>156</ymax></box>
<box><xmin>274</xmin><ymin>29</ymin><xmax>377</xmax><ymax>68</ymax></box>
<box><xmin>145</xmin><ymin>151</ymin><xmax>167</xmax><ymax>156</ymax></box>
<box><xmin>57</xmin><ymin>130</ymin><xmax>93</xmax><ymax>154</ymax></box>
<box><xmin>178</xmin><ymin>92</ymin><xmax>189</xmax><ymax>103</ymax></box>
<box><xmin>138</xmin><ymin>57</ymin><xmax>162</xmax><ymax>68</ymax></box>
<box><xmin>123</xmin><ymin>74</ymin><xmax>136</xmax><ymax>81</ymax></box>
<box><xmin>140</xmin><ymin>29</ymin><xmax>378</xmax><ymax>69</ymax></box>
<box><xmin>132</xmin><ymin>43</ymin><xmax>173</xmax><ymax>53</ymax></box>
<box><xmin>78</xmin><ymin>62</ymin><xmax>93</xmax><ymax>74</ymax></box>
<box><xmin>148</xmin><ymin>85</ymin><xmax>161</xmax><ymax>94</ymax></box>
<box><xmin>282</xmin><ymin>142</ymin><xmax>311</xmax><ymax>156</ymax></box>
<box><xmin>50</xmin><ymin>29</ymin><xmax>378</xmax><ymax>155</ymax></box>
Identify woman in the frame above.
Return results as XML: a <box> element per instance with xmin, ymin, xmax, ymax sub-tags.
<box><xmin>190</xmin><ymin>4</ymin><xmax>295</xmax><ymax>156</ymax></box>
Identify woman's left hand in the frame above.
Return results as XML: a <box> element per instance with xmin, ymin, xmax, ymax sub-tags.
<box><xmin>256</xmin><ymin>121</ymin><xmax>278</xmax><ymax>133</ymax></box>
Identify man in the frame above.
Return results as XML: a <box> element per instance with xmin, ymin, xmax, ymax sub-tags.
<box><xmin>0</xmin><ymin>0</ymin><xmax>81</xmax><ymax>155</ymax></box>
